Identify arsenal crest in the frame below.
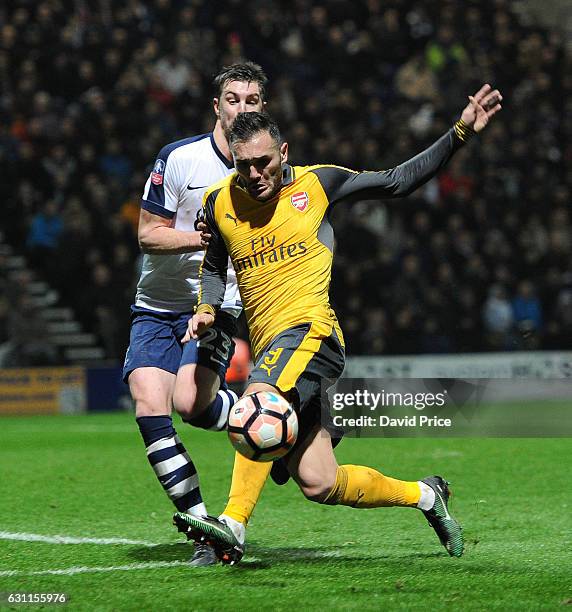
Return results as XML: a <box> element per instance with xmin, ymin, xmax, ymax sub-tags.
<box><xmin>290</xmin><ymin>191</ymin><xmax>309</xmax><ymax>212</ymax></box>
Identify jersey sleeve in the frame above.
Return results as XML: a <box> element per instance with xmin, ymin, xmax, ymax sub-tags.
<box><xmin>141</xmin><ymin>146</ymin><xmax>184</xmax><ymax>219</ymax></box>
<box><xmin>311</xmin><ymin>128</ymin><xmax>464</xmax><ymax>206</ymax></box>
<box><xmin>197</xmin><ymin>188</ymin><xmax>228</xmax><ymax>309</ymax></box>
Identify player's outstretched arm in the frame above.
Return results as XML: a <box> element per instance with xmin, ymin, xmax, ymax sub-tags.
<box><xmin>384</xmin><ymin>83</ymin><xmax>503</xmax><ymax>196</ymax></box>
<box><xmin>314</xmin><ymin>84</ymin><xmax>503</xmax><ymax>205</ymax></box>
<box><xmin>138</xmin><ymin>209</ymin><xmax>210</xmax><ymax>254</ymax></box>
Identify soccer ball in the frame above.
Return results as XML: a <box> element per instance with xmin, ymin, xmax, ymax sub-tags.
<box><xmin>227</xmin><ymin>391</ymin><xmax>298</xmax><ymax>462</ymax></box>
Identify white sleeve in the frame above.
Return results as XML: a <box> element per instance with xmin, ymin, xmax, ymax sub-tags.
<box><xmin>141</xmin><ymin>147</ymin><xmax>185</xmax><ymax>218</ymax></box>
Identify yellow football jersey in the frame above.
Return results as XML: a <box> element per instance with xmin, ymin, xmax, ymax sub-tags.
<box><xmin>200</xmin><ymin>164</ymin><xmax>343</xmax><ymax>359</ymax></box>
<box><xmin>198</xmin><ymin>128</ymin><xmax>463</xmax><ymax>358</ymax></box>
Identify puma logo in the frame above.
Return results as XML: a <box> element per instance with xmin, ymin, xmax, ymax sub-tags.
<box><xmin>225</xmin><ymin>212</ymin><xmax>238</xmax><ymax>226</ymax></box>
<box><xmin>351</xmin><ymin>490</ymin><xmax>365</xmax><ymax>507</ymax></box>
<box><xmin>260</xmin><ymin>363</ymin><xmax>277</xmax><ymax>376</ymax></box>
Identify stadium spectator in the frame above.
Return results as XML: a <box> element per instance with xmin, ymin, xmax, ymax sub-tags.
<box><xmin>26</xmin><ymin>201</ymin><xmax>63</xmax><ymax>252</ymax></box>
<box><xmin>154</xmin><ymin>51</ymin><xmax>192</xmax><ymax>96</ymax></box>
<box><xmin>512</xmin><ymin>280</ymin><xmax>543</xmax><ymax>349</ymax></box>
<box><xmin>483</xmin><ymin>284</ymin><xmax>515</xmax><ymax>351</ymax></box>
<box><xmin>395</xmin><ymin>53</ymin><xmax>439</xmax><ymax>102</ymax></box>
<box><xmin>25</xmin><ymin>200</ymin><xmax>63</xmax><ymax>283</ymax></box>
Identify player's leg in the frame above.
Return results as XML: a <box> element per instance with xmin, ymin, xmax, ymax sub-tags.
<box><xmin>173</xmin><ymin>323</ymin><xmax>343</xmax><ymax>564</ymax></box>
<box><xmin>271</xmin><ymin>322</ymin><xmax>346</xmax><ymax>486</ymax></box>
<box><xmin>219</xmin><ymin>381</ymin><xmax>277</xmax><ymax>513</ymax></box>
<box><xmin>171</xmin><ymin>313</ymin><xmax>271</xmax><ymax>564</ymax></box>
<box><xmin>124</xmin><ymin>309</ymin><xmax>215</xmax><ymax>565</ymax></box>
<box><xmin>287</xmin><ymin>425</ymin><xmax>464</xmax><ymax>556</ymax></box>
<box><xmin>287</xmin><ymin>425</ymin><xmax>420</xmax><ymax>505</ymax></box>
<box><xmin>284</xmin><ymin>423</ymin><xmax>337</xmax><ymax>500</ymax></box>
<box><xmin>173</xmin><ymin>380</ymin><xmax>275</xmax><ymax>564</ymax></box>
<box><xmin>215</xmin><ymin>324</ymin><xmax>340</xmax><ymax>530</ymax></box>
<box><xmin>128</xmin><ymin>367</ymin><xmax>207</xmax><ymax>517</ymax></box>
<box><xmin>172</xmin><ymin>311</ymin><xmax>238</xmax><ymax>430</ymax></box>
<box><xmin>173</xmin><ymin>363</ymin><xmax>237</xmax><ymax>430</ymax></box>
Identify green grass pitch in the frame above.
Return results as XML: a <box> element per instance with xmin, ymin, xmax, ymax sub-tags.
<box><xmin>1</xmin><ymin>412</ymin><xmax>570</xmax><ymax>611</ymax></box>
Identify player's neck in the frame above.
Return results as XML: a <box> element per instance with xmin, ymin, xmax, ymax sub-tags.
<box><xmin>212</xmin><ymin>122</ymin><xmax>232</xmax><ymax>163</ymax></box>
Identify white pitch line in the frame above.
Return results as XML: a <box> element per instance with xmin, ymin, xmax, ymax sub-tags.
<box><xmin>0</xmin><ymin>532</ymin><xmax>161</xmax><ymax>547</ymax></box>
<box><xmin>0</xmin><ymin>561</ymin><xmax>189</xmax><ymax>578</ymax></box>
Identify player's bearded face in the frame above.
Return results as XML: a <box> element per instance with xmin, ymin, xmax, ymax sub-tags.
<box><xmin>233</xmin><ymin>131</ymin><xmax>288</xmax><ymax>202</ymax></box>
<box><xmin>215</xmin><ymin>80</ymin><xmax>264</xmax><ymax>137</ymax></box>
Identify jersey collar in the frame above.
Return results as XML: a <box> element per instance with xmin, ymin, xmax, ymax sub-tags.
<box><xmin>232</xmin><ymin>163</ymin><xmax>296</xmax><ymax>198</ymax></box>
<box><xmin>210</xmin><ymin>133</ymin><xmax>234</xmax><ymax>169</ymax></box>
<box><xmin>282</xmin><ymin>163</ymin><xmax>295</xmax><ymax>186</ymax></box>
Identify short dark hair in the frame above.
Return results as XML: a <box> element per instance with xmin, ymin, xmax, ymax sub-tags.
<box><xmin>213</xmin><ymin>61</ymin><xmax>268</xmax><ymax>100</ymax></box>
<box><xmin>228</xmin><ymin>112</ymin><xmax>281</xmax><ymax>147</ymax></box>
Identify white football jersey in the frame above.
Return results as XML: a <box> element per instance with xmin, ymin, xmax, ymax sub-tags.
<box><xmin>135</xmin><ymin>133</ymin><xmax>240</xmax><ymax>314</ymax></box>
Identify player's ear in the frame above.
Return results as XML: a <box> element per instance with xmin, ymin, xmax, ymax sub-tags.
<box><xmin>280</xmin><ymin>142</ymin><xmax>288</xmax><ymax>163</ymax></box>
<box><xmin>213</xmin><ymin>97</ymin><xmax>220</xmax><ymax>118</ymax></box>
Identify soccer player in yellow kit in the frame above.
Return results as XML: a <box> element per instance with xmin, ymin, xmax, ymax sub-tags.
<box><xmin>175</xmin><ymin>84</ymin><xmax>502</xmax><ymax>564</ymax></box>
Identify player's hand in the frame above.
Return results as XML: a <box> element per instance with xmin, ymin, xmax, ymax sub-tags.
<box><xmin>182</xmin><ymin>313</ymin><xmax>215</xmax><ymax>343</ymax></box>
<box><xmin>189</xmin><ymin>228</ymin><xmax>211</xmax><ymax>250</ymax></box>
<box><xmin>460</xmin><ymin>84</ymin><xmax>503</xmax><ymax>133</ymax></box>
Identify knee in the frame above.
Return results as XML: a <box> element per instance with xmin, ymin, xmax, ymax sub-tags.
<box><xmin>173</xmin><ymin>384</ymin><xmax>219</xmax><ymax>420</ymax></box>
<box><xmin>134</xmin><ymin>397</ymin><xmax>169</xmax><ymax>418</ymax></box>
<box><xmin>301</xmin><ymin>483</ymin><xmax>334</xmax><ymax>503</ymax></box>
<box><xmin>128</xmin><ymin>370</ymin><xmax>172</xmax><ymax>417</ymax></box>
<box><xmin>297</xmin><ymin>472</ymin><xmax>337</xmax><ymax>504</ymax></box>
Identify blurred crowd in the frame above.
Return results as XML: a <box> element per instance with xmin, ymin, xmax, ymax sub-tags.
<box><xmin>1</xmin><ymin>0</ymin><xmax>571</xmax><ymax>362</ymax></box>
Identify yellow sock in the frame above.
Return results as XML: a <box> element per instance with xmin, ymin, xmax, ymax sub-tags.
<box><xmin>323</xmin><ymin>465</ymin><xmax>420</xmax><ymax>508</ymax></box>
<box><xmin>222</xmin><ymin>452</ymin><xmax>272</xmax><ymax>525</ymax></box>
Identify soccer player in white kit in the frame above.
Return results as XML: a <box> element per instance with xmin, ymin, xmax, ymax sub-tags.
<box><xmin>122</xmin><ymin>62</ymin><xmax>267</xmax><ymax>566</ymax></box>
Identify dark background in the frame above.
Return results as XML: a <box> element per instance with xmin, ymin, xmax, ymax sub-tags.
<box><xmin>1</xmin><ymin>0</ymin><xmax>570</xmax><ymax>365</ymax></box>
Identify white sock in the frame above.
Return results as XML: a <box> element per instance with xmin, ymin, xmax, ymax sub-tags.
<box><xmin>219</xmin><ymin>513</ymin><xmax>246</xmax><ymax>544</ymax></box>
<box><xmin>186</xmin><ymin>502</ymin><xmax>208</xmax><ymax>517</ymax></box>
<box><xmin>210</xmin><ymin>389</ymin><xmax>238</xmax><ymax>431</ymax></box>
<box><xmin>416</xmin><ymin>481</ymin><xmax>435</xmax><ymax>511</ymax></box>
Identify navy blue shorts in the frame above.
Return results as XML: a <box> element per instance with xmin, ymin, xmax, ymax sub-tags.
<box><xmin>122</xmin><ymin>307</ymin><xmax>237</xmax><ymax>384</ymax></box>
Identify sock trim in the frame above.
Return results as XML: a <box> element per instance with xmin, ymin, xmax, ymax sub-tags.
<box><xmin>210</xmin><ymin>389</ymin><xmax>236</xmax><ymax>431</ymax></box>
<box><xmin>186</xmin><ymin>501</ymin><xmax>208</xmax><ymax>517</ymax></box>
<box><xmin>322</xmin><ymin>466</ymin><xmax>348</xmax><ymax>505</ymax></box>
<box><xmin>146</xmin><ymin>435</ymin><xmax>178</xmax><ymax>455</ymax></box>
<box><xmin>153</xmin><ymin>452</ymin><xmax>191</xmax><ymax>478</ymax></box>
<box><xmin>417</xmin><ymin>481</ymin><xmax>435</xmax><ymax>511</ymax></box>
<box><xmin>165</xmin><ymin>474</ymin><xmax>199</xmax><ymax>499</ymax></box>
